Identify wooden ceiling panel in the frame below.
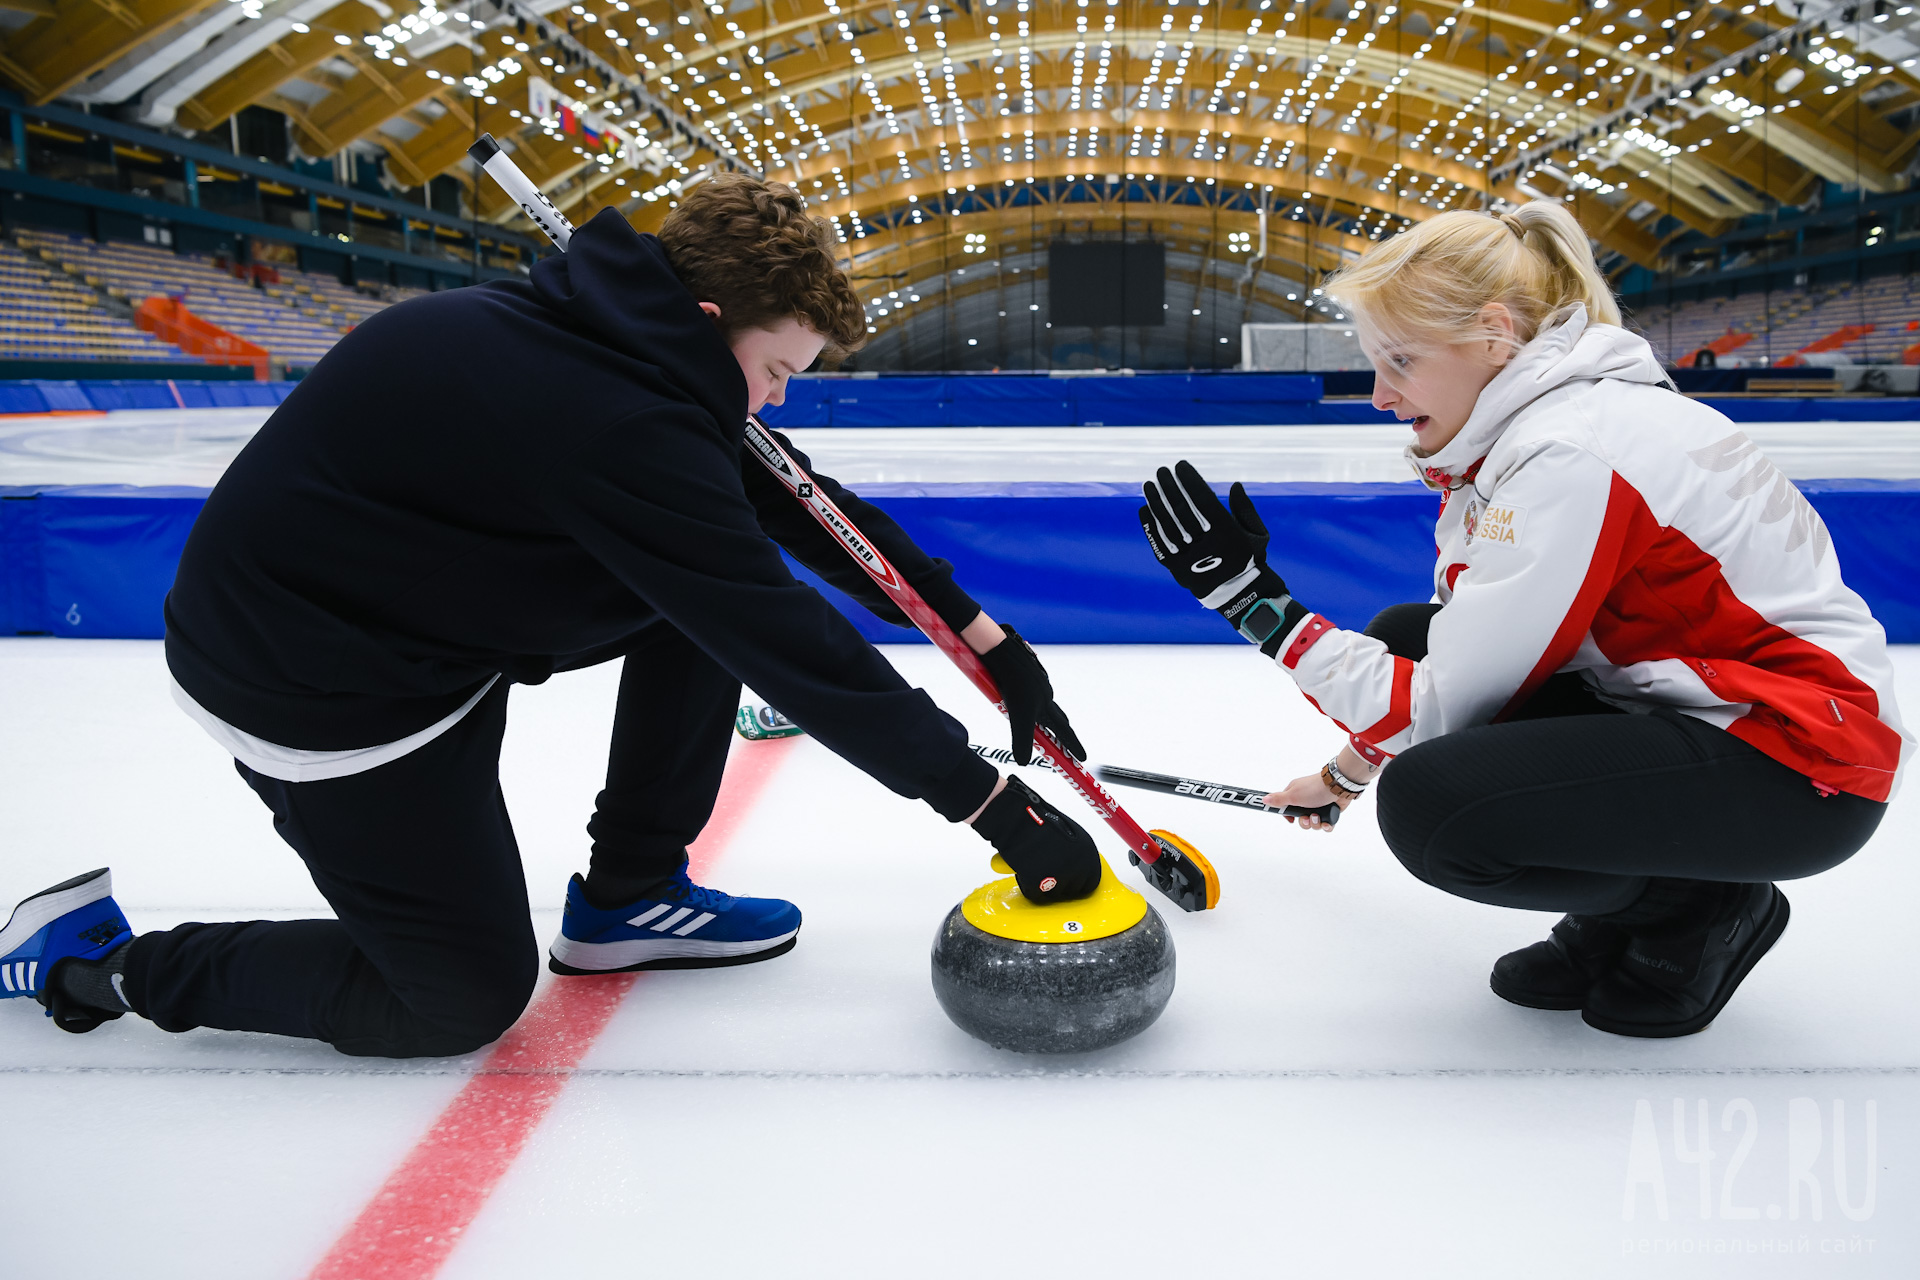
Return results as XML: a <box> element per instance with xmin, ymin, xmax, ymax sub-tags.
<box><xmin>0</xmin><ymin>0</ymin><xmax>1907</xmax><ymax>282</ymax></box>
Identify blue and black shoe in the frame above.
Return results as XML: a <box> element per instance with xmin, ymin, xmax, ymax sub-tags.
<box><xmin>1</xmin><ymin>868</ymin><xmax>134</xmax><ymax>1034</ymax></box>
<box><xmin>548</xmin><ymin>870</ymin><xmax>801</xmax><ymax>975</ymax></box>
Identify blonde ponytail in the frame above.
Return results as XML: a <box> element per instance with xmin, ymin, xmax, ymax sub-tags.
<box><xmin>1325</xmin><ymin>202</ymin><xmax>1622</xmax><ymax>360</ymax></box>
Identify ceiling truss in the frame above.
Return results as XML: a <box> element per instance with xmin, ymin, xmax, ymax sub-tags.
<box><xmin>0</xmin><ymin>0</ymin><xmax>1910</xmax><ymax>339</ymax></box>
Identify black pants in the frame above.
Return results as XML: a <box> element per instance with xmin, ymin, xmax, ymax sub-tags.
<box><xmin>124</xmin><ymin>623</ymin><xmax>740</xmax><ymax>1057</ymax></box>
<box><xmin>1365</xmin><ymin>604</ymin><xmax>1886</xmax><ymax>917</ymax></box>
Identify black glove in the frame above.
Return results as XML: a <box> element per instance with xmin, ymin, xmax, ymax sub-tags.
<box><xmin>976</xmin><ymin>623</ymin><xmax>1086</xmax><ymax>768</ymax></box>
<box><xmin>1140</xmin><ymin>460</ymin><xmax>1306</xmax><ymax>653</ymax></box>
<box><xmin>972</xmin><ymin>776</ymin><xmax>1101</xmax><ymax>904</ymax></box>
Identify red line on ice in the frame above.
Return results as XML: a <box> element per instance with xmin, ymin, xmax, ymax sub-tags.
<box><xmin>305</xmin><ymin>736</ymin><xmax>798</xmax><ymax>1280</ymax></box>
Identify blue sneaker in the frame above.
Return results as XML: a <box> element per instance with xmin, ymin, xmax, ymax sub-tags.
<box><xmin>1</xmin><ymin>868</ymin><xmax>133</xmax><ymax>1032</ymax></box>
<box><xmin>548</xmin><ymin>870</ymin><xmax>801</xmax><ymax>974</ymax></box>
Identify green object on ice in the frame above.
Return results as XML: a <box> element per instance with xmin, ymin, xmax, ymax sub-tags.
<box><xmin>735</xmin><ymin>703</ymin><xmax>805</xmax><ymax>741</ymax></box>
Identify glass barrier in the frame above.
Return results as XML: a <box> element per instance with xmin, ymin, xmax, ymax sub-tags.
<box><xmin>6</xmin><ymin>106</ymin><xmax>541</xmax><ymax>278</ymax></box>
<box><xmin>32</xmin><ymin>148</ymin><xmax>117</xmax><ymax>192</ymax></box>
<box><xmin>261</xmin><ymin>201</ymin><xmax>315</xmax><ymax>234</ymax></box>
<box><xmin>353</xmin><ymin>219</ymin><xmax>404</xmax><ymax>252</ymax></box>
<box><xmin>198</xmin><ymin>175</ymin><xmax>262</xmax><ymax>222</ymax></box>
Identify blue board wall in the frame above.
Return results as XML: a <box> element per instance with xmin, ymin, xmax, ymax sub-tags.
<box><xmin>763</xmin><ymin>374</ymin><xmax>1328</xmax><ymax>428</ymax></box>
<box><xmin>756</xmin><ymin>376</ymin><xmax>1920</xmax><ymax>428</ymax></box>
<box><xmin>0</xmin><ymin>375</ymin><xmax>1911</xmax><ymax>425</ymax></box>
<box><xmin>8</xmin><ymin>480</ymin><xmax>1920</xmax><ymax>645</ymax></box>
<box><xmin>0</xmin><ymin>380</ymin><xmax>296</xmax><ymax>414</ymax></box>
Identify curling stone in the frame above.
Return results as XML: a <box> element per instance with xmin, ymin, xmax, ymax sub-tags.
<box><xmin>930</xmin><ymin>854</ymin><xmax>1175</xmax><ymax>1055</ymax></box>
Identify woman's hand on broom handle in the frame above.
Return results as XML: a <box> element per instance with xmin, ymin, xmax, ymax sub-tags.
<box><xmin>1266</xmin><ymin>744</ymin><xmax>1378</xmax><ymax>832</ymax></box>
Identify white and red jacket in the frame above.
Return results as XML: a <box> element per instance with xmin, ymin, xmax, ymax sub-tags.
<box><xmin>1277</xmin><ymin>307</ymin><xmax>1911</xmax><ymax>802</ymax></box>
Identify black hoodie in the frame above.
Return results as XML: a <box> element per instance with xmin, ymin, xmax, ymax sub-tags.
<box><xmin>164</xmin><ymin>209</ymin><xmax>997</xmax><ymax>821</ymax></box>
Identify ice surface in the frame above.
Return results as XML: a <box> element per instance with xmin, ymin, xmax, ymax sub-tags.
<box><xmin>3</xmin><ymin>639</ymin><xmax>1916</xmax><ymax>1277</ymax></box>
<box><xmin>0</xmin><ymin>408</ymin><xmax>273</xmax><ymax>487</ymax></box>
<box><xmin>784</xmin><ymin>422</ymin><xmax>1920</xmax><ymax>485</ymax></box>
<box><xmin>5</xmin><ymin>409</ymin><xmax>1920</xmax><ymax>487</ymax></box>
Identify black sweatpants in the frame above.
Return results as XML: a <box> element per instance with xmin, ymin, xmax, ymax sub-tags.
<box><xmin>1364</xmin><ymin>604</ymin><xmax>1887</xmax><ymax>917</ymax></box>
<box><xmin>123</xmin><ymin>623</ymin><xmax>740</xmax><ymax>1058</ymax></box>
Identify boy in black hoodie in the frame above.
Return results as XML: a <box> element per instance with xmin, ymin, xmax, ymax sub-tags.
<box><xmin>14</xmin><ymin>178</ymin><xmax>1101</xmax><ymax>1057</ymax></box>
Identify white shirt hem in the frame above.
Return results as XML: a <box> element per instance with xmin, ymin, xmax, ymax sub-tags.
<box><xmin>169</xmin><ymin>674</ymin><xmax>501</xmax><ymax>783</ymax></box>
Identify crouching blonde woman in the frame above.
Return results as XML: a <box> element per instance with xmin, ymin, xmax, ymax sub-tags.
<box><xmin>1140</xmin><ymin>201</ymin><xmax>1910</xmax><ymax>1038</ymax></box>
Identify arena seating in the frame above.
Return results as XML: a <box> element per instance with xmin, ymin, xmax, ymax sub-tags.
<box><xmin>1632</xmin><ymin>271</ymin><xmax>1920</xmax><ymax>367</ymax></box>
<box><xmin>1821</xmin><ymin>274</ymin><xmax>1920</xmax><ymax>364</ymax></box>
<box><xmin>16</xmin><ymin>232</ymin><xmax>356</xmax><ymax>367</ymax></box>
<box><xmin>0</xmin><ymin>238</ymin><xmax>189</xmax><ymax>365</ymax></box>
<box><xmin>265</xmin><ymin>268</ymin><xmax>422</xmax><ymax>334</ymax></box>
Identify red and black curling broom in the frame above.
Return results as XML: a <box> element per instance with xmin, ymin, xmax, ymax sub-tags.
<box><xmin>469</xmin><ymin>135</ymin><xmax>1226</xmax><ymax>911</ymax></box>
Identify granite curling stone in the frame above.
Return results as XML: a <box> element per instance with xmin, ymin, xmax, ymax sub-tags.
<box><xmin>930</xmin><ymin>854</ymin><xmax>1175</xmax><ymax>1055</ymax></box>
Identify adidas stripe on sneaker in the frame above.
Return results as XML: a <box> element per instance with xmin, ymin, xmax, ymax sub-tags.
<box><xmin>548</xmin><ymin>870</ymin><xmax>800</xmax><ymax>975</ymax></box>
<box><xmin>1</xmin><ymin>868</ymin><xmax>134</xmax><ymax>1031</ymax></box>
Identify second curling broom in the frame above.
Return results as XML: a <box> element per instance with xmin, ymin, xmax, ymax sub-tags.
<box><xmin>743</xmin><ymin>705</ymin><xmax>1339</xmax><ymax>827</ymax></box>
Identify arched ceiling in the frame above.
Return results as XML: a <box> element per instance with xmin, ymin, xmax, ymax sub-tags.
<box><xmin>4</xmin><ymin>0</ymin><xmax>1916</xmax><ymax>338</ymax></box>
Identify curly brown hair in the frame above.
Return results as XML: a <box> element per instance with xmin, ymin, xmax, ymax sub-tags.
<box><xmin>657</xmin><ymin>175</ymin><xmax>867</xmax><ymax>354</ymax></box>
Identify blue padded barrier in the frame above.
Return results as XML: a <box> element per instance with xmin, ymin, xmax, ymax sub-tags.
<box><xmin>81</xmin><ymin>382</ymin><xmax>183</xmax><ymax>411</ymax></box>
<box><xmin>0</xmin><ymin>380</ymin><xmax>301</xmax><ymax>413</ymax></box>
<box><xmin>761</xmin><ymin>374</ymin><xmax>1329</xmax><ymax>429</ymax></box>
<box><xmin>34</xmin><ymin>487</ymin><xmax>207</xmax><ymax>639</ymax></box>
<box><xmin>948</xmin><ymin>376</ymin><xmax>1075</xmax><ymax>426</ymax></box>
<box><xmin>1190</xmin><ymin>376</ymin><xmax>1328</xmax><ymax>426</ymax></box>
<box><xmin>787</xmin><ymin>481</ymin><xmax>1440</xmax><ymax>644</ymax></box>
<box><xmin>0</xmin><ymin>377</ymin><xmax>1910</xmax><ymax>426</ymax></box>
<box><xmin>5</xmin><ymin>480</ymin><xmax>1919</xmax><ymax>644</ymax></box>
<box><xmin>0</xmin><ymin>488</ymin><xmax>46</xmax><ymax>634</ymax></box>
<box><xmin>1068</xmin><ymin>375</ymin><xmax>1196</xmax><ymax>427</ymax></box>
<box><xmin>165</xmin><ymin>381</ymin><xmax>288</xmax><ymax>407</ymax></box>
<box><xmin>1798</xmin><ymin>480</ymin><xmax>1920</xmax><ymax>644</ymax></box>
<box><xmin>825</xmin><ymin>378</ymin><xmax>951</xmax><ymax>427</ymax></box>
<box><xmin>30</xmin><ymin>381</ymin><xmax>96</xmax><ymax>412</ymax></box>
<box><xmin>784</xmin><ymin>479</ymin><xmax>1920</xmax><ymax>645</ymax></box>
<box><xmin>169</xmin><ymin>382</ymin><xmax>226</xmax><ymax>408</ymax></box>
<box><xmin>767</xmin><ymin>376</ymin><xmax>830</xmax><ymax>427</ymax></box>
<box><xmin>1312</xmin><ymin>401</ymin><xmax>1401</xmax><ymax>424</ymax></box>
<box><xmin>1327</xmin><ymin>368</ymin><xmax>1850</xmax><ymax>396</ymax></box>
<box><xmin>0</xmin><ymin>384</ymin><xmax>49</xmax><ymax>414</ymax></box>
<box><xmin>754</xmin><ymin>380</ymin><xmax>1920</xmax><ymax>429</ymax></box>
<box><xmin>1693</xmin><ymin>397</ymin><xmax>1920</xmax><ymax>423</ymax></box>
<box><xmin>200</xmin><ymin>381</ymin><xmax>285</xmax><ymax>407</ymax></box>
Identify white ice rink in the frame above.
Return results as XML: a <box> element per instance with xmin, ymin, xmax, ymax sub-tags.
<box><xmin>3</xmin><ymin>639</ymin><xmax>1916</xmax><ymax>1278</ymax></box>
<box><xmin>7</xmin><ymin>406</ymin><xmax>1920</xmax><ymax>486</ymax></box>
<box><xmin>4</xmin><ymin>407</ymin><xmax>1918</xmax><ymax>1277</ymax></box>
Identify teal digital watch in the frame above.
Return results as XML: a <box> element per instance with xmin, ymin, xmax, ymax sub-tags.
<box><xmin>1234</xmin><ymin>595</ymin><xmax>1295</xmax><ymax>646</ymax></box>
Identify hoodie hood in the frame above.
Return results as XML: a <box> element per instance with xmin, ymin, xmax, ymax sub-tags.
<box><xmin>530</xmin><ymin>207</ymin><xmax>748</xmax><ymax>433</ymax></box>
<box><xmin>1409</xmin><ymin>305</ymin><xmax>1669</xmax><ymax>489</ymax></box>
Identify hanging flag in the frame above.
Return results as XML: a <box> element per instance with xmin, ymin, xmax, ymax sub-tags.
<box><xmin>529</xmin><ymin>75</ymin><xmax>557</xmax><ymax>121</ymax></box>
<box><xmin>529</xmin><ymin>74</ymin><xmax>641</xmax><ymax>165</ymax></box>
<box><xmin>605</xmin><ymin>124</ymin><xmax>639</xmax><ymax>163</ymax></box>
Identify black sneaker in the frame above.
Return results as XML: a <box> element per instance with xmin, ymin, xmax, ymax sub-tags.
<box><xmin>1582</xmin><ymin>883</ymin><xmax>1790</xmax><ymax>1039</ymax></box>
<box><xmin>1489</xmin><ymin>914</ymin><xmax>1629</xmax><ymax>1011</ymax></box>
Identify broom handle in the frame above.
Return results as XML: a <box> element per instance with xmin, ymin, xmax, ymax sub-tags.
<box><xmin>743</xmin><ymin>416</ymin><xmax>1168</xmax><ymax>865</ymax></box>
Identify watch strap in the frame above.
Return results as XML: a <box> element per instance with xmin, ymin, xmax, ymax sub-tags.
<box><xmin>1221</xmin><ymin>571</ymin><xmax>1310</xmax><ymax>656</ymax></box>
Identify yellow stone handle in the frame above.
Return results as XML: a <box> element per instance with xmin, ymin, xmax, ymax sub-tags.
<box><xmin>990</xmin><ymin>854</ymin><xmax>1013</xmax><ymax>874</ymax></box>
